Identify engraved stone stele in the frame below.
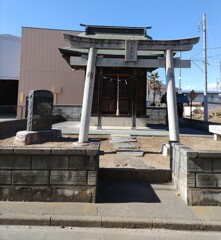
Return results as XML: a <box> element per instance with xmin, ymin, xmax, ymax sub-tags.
<box><xmin>27</xmin><ymin>89</ymin><xmax>53</xmax><ymax>131</ymax></box>
<box><xmin>15</xmin><ymin>89</ymin><xmax>62</xmax><ymax>145</ymax></box>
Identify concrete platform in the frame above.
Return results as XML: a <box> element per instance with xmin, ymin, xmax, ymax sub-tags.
<box><xmin>53</xmin><ymin>121</ymin><xmax>210</xmax><ymax>137</ymax></box>
<box><xmin>90</xmin><ymin>116</ymin><xmax>147</xmax><ymax>127</ymax></box>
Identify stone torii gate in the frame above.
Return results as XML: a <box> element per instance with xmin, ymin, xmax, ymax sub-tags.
<box><xmin>60</xmin><ymin>28</ymin><xmax>199</xmax><ymax>144</ymax></box>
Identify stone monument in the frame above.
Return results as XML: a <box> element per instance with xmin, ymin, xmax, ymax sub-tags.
<box><xmin>27</xmin><ymin>89</ymin><xmax>53</xmax><ymax>131</ymax></box>
<box><xmin>15</xmin><ymin>90</ymin><xmax>62</xmax><ymax>145</ymax></box>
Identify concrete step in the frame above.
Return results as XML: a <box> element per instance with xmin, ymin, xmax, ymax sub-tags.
<box><xmin>90</xmin><ymin>116</ymin><xmax>147</xmax><ymax>127</ymax></box>
<box><xmin>98</xmin><ymin>168</ymin><xmax>171</xmax><ymax>183</ymax></box>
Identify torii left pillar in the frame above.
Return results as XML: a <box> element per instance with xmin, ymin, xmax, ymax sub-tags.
<box><xmin>165</xmin><ymin>49</ymin><xmax>179</xmax><ymax>142</ymax></box>
<box><xmin>78</xmin><ymin>47</ymin><xmax>97</xmax><ymax>144</ymax></box>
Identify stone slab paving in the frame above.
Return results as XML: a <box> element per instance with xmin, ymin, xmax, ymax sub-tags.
<box><xmin>117</xmin><ymin>149</ymin><xmax>144</xmax><ymax>157</ymax></box>
<box><xmin>127</xmin><ymin>158</ymin><xmax>154</xmax><ymax>169</ymax></box>
<box><xmin>108</xmin><ymin>134</ymin><xmax>149</xmax><ymax>167</ymax></box>
<box><xmin>112</xmin><ymin>142</ymin><xmax>138</xmax><ymax>149</ymax></box>
<box><xmin>110</xmin><ymin>134</ymin><xmax>140</xmax><ymax>150</ymax></box>
<box><xmin>109</xmin><ymin>137</ymin><xmax>137</xmax><ymax>144</ymax></box>
<box><xmin>110</xmin><ymin>134</ymin><xmax>134</xmax><ymax>137</ymax></box>
<box><xmin>110</xmin><ymin>157</ymin><xmax>153</xmax><ymax>169</ymax></box>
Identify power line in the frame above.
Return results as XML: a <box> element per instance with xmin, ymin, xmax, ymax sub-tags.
<box><xmin>207</xmin><ymin>27</ymin><xmax>221</xmax><ymax>29</ymax></box>
<box><xmin>191</xmin><ymin>58</ymin><xmax>202</xmax><ymax>61</ymax></box>
<box><xmin>207</xmin><ymin>53</ymin><xmax>221</xmax><ymax>58</ymax></box>
<box><xmin>207</xmin><ymin>46</ymin><xmax>221</xmax><ymax>50</ymax></box>
<box><xmin>190</xmin><ymin>50</ymin><xmax>203</xmax><ymax>59</ymax></box>
<box><xmin>208</xmin><ymin>63</ymin><xmax>221</xmax><ymax>67</ymax></box>
<box><xmin>192</xmin><ymin>53</ymin><xmax>221</xmax><ymax>60</ymax></box>
<box><xmin>192</xmin><ymin>60</ymin><xmax>204</xmax><ymax>73</ymax></box>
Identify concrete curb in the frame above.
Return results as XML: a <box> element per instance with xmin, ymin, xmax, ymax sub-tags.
<box><xmin>0</xmin><ymin>214</ymin><xmax>51</xmax><ymax>226</ymax></box>
<box><xmin>0</xmin><ymin>214</ymin><xmax>221</xmax><ymax>231</ymax></box>
<box><xmin>51</xmin><ymin>216</ymin><xmax>101</xmax><ymax>228</ymax></box>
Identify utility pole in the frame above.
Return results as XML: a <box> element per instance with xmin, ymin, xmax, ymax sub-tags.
<box><xmin>220</xmin><ymin>61</ymin><xmax>221</xmax><ymax>91</ymax></box>
<box><xmin>179</xmin><ymin>52</ymin><xmax>182</xmax><ymax>92</ymax></box>
<box><xmin>203</xmin><ymin>13</ymin><xmax>208</xmax><ymax>122</ymax></box>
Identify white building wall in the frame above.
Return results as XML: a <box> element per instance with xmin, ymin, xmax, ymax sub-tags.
<box><xmin>0</xmin><ymin>34</ymin><xmax>21</xmax><ymax>80</ymax></box>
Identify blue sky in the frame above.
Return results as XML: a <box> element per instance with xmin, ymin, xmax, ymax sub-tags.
<box><xmin>1</xmin><ymin>0</ymin><xmax>221</xmax><ymax>91</ymax></box>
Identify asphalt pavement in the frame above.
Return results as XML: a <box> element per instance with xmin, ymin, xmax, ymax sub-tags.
<box><xmin>1</xmin><ymin>226</ymin><xmax>221</xmax><ymax>240</ymax></box>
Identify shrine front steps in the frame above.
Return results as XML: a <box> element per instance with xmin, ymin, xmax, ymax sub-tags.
<box><xmin>103</xmin><ymin>134</ymin><xmax>171</xmax><ymax>183</ymax></box>
<box><xmin>109</xmin><ymin>135</ymin><xmax>145</xmax><ymax>156</ymax></box>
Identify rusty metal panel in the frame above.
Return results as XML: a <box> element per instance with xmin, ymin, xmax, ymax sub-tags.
<box><xmin>18</xmin><ymin>27</ymin><xmax>85</xmax><ymax>107</ymax></box>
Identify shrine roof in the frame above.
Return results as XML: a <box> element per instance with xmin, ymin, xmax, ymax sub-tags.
<box><xmin>79</xmin><ymin>24</ymin><xmax>152</xmax><ymax>40</ymax></box>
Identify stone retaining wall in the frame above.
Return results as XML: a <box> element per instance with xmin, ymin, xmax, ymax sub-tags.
<box><xmin>17</xmin><ymin>105</ymin><xmax>82</xmax><ymax>120</ymax></box>
<box><xmin>178</xmin><ymin>118</ymin><xmax>220</xmax><ymax>132</ymax></box>
<box><xmin>53</xmin><ymin>105</ymin><xmax>82</xmax><ymax>120</ymax></box>
<box><xmin>146</xmin><ymin>107</ymin><xmax>167</xmax><ymax>124</ymax></box>
<box><xmin>171</xmin><ymin>142</ymin><xmax>221</xmax><ymax>206</ymax></box>
<box><xmin>0</xmin><ymin>119</ymin><xmax>26</xmax><ymax>135</ymax></box>
<box><xmin>0</xmin><ymin>141</ymin><xmax>100</xmax><ymax>202</ymax></box>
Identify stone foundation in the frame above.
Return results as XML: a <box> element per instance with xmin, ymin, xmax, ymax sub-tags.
<box><xmin>171</xmin><ymin>142</ymin><xmax>221</xmax><ymax>206</ymax></box>
<box><xmin>90</xmin><ymin>116</ymin><xmax>147</xmax><ymax>127</ymax></box>
<box><xmin>0</xmin><ymin>119</ymin><xmax>27</xmax><ymax>136</ymax></box>
<box><xmin>14</xmin><ymin>129</ymin><xmax>62</xmax><ymax>145</ymax></box>
<box><xmin>0</xmin><ymin>141</ymin><xmax>100</xmax><ymax>202</ymax></box>
<box><xmin>146</xmin><ymin>106</ymin><xmax>167</xmax><ymax>124</ymax></box>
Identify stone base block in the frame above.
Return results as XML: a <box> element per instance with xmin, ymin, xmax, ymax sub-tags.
<box><xmin>214</xmin><ymin>134</ymin><xmax>221</xmax><ymax>141</ymax></box>
<box><xmin>0</xmin><ymin>186</ymin><xmax>96</xmax><ymax>202</ymax></box>
<box><xmin>209</xmin><ymin>125</ymin><xmax>221</xmax><ymax>141</ymax></box>
<box><xmin>14</xmin><ymin>129</ymin><xmax>62</xmax><ymax>145</ymax></box>
<box><xmin>161</xmin><ymin>144</ymin><xmax>170</xmax><ymax>157</ymax></box>
<box><xmin>187</xmin><ymin>188</ymin><xmax>221</xmax><ymax>206</ymax></box>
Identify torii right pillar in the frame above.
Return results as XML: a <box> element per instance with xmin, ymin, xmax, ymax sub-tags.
<box><xmin>165</xmin><ymin>49</ymin><xmax>179</xmax><ymax>142</ymax></box>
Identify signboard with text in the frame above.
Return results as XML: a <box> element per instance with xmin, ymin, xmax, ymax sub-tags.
<box><xmin>125</xmin><ymin>40</ymin><xmax>137</xmax><ymax>62</ymax></box>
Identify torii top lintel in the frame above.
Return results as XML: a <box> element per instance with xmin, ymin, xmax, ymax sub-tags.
<box><xmin>63</xmin><ymin>33</ymin><xmax>200</xmax><ymax>52</ymax></box>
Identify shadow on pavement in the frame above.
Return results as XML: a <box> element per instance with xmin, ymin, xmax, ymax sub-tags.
<box><xmin>147</xmin><ymin>124</ymin><xmax>168</xmax><ymax>130</ymax></box>
<box><xmin>96</xmin><ymin>179</ymin><xmax>161</xmax><ymax>203</ymax></box>
<box><xmin>148</xmin><ymin>123</ymin><xmax>211</xmax><ymax>135</ymax></box>
<box><xmin>179</xmin><ymin>127</ymin><xmax>211</xmax><ymax>135</ymax></box>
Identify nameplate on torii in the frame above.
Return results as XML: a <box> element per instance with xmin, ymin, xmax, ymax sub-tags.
<box><xmin>125</xmin><ymin>40</ymin><xmax>137</xmax><ymax>62</ymax></box>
